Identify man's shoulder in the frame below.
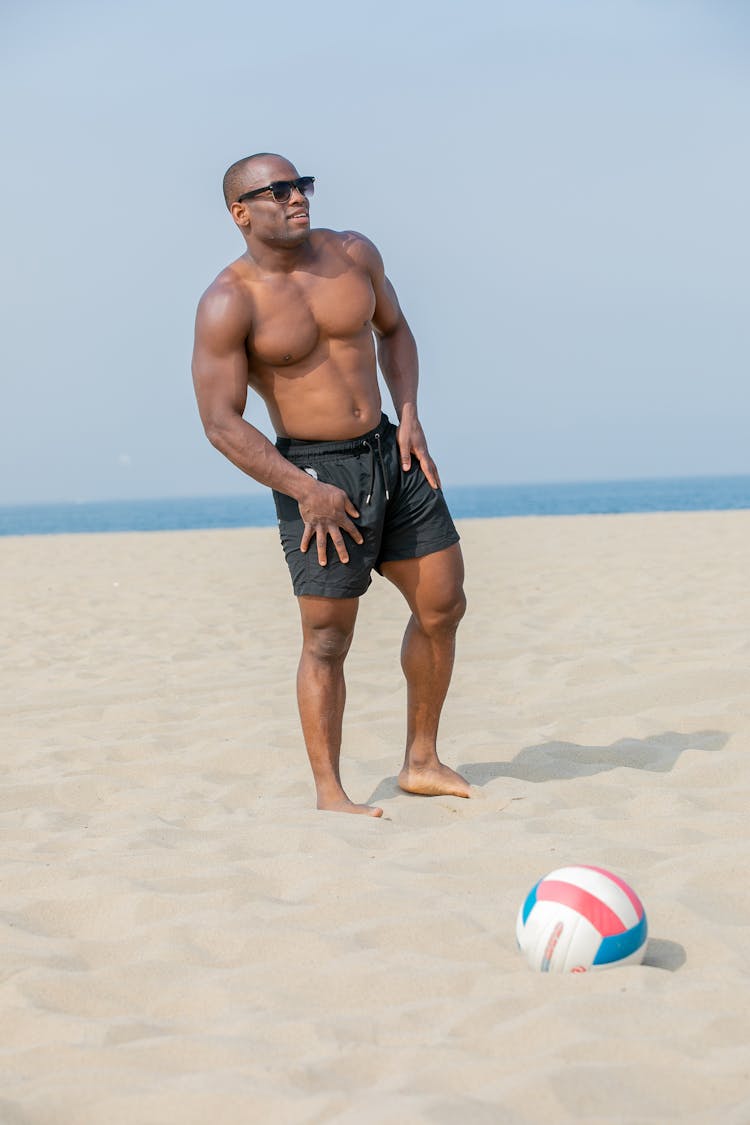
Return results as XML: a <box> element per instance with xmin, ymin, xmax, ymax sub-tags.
<box><xmin>196</xmin><ymin>258</ymin><xmax>253</xmax><ymax>334</ymax></box>
<box><xmin>312</xmin><ymin>228</ymin><xmax>383</xmax><ymax>271</ymax></box>
<box><xmin>200</xmin><ymin>255</ymin><xmax>250</xmax><ymax>297</ymax></box>
<box><xmin>198</xmin><ymin>256</ymin><xmax>253</xmax><ymax>306</ymax></box>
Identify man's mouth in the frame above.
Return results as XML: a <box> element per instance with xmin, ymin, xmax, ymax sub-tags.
<box><xmin>287</xmin><ymin>210</ymin><xmax>309</xmax><ymax>220</ymax></box>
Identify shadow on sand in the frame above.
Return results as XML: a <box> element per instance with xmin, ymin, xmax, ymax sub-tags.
<box><xmin>459</xmin><ymin>729</ymin><xmax>729</xmax><ymax>787</ymax></box>
<box><xmin>366</xmin><ymin>730</ymin><xmax>729</xmax><ymax>806</ymax></box>
<box><xmin>643</xmin><ymin>938</ymin><xmax>687</xmax><ymax>971</ymax></box>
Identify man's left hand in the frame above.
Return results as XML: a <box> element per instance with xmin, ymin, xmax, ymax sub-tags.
<box><xmin>396</xmin><ymin>415</ymin><xmax>441</xmax><ymax>490</ymax></box>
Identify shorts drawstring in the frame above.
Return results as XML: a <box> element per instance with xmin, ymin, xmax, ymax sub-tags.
<box><xmin>376</xmin><ymin>432</ymin><xmax>390</xmax><ymax>502</ymax></box>
<box><xmin>362</xmin><ymin>431</ymin><xmax>390</xmax><ymax>505</ymax></box>
<box><xmin>276</xmin><ymin>415</ymin><xmax>391</xmax><ymax>507</ymax></box>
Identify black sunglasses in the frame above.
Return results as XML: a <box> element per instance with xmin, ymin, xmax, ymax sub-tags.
<box><xmin>236</xmin><ymin>176</ymin><xmax>315</xmax><ymax>205</ymax></box>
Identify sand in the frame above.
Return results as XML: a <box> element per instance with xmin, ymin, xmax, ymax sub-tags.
<box><xmin>2</xmin><ymin>510</ymin><xmax>750</xmax><ymax>1124</ymax></box>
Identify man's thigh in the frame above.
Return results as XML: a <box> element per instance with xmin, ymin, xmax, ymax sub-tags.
<box><xmin>380</xmin><ymin>543</ymin><xmax>465</xmax><ymax>621</ymax></box>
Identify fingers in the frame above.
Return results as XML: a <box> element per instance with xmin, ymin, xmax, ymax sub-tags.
<box><xmin>298</xmin><ymin>484</ymin><xmax>363</xmax><ymax>563</ymax></box>
<box><xmin>417</xmin><ymin>451</ymin><xmax>441</xmax><ymax>490</ymax></box>
<box><xmin>398</xmin><ymin>425</ymin><xmax>439</xmax><ymax>488</ymax></box>
<box><xmin>311</xmin><ymin>523</ymin><xmax>358</xmax><ymax>565</ymax></box>
<box><xmin>397</xmin><ymin>435</ymin><xmax>412</xmax><ymax>472</ymax></box>
<box><xmin>300</xmin><ymin>520</ymin><xmax>362</xmax><ymax>565</ymax></box>
<box><xmin>328</xmin><ymin>528</ymin><xmax>350</xmax><ymax>565</ymax></box>
<box><xmin>405</xmin><ymin>440</ymin><xmax>440</xmax><ymax>490</ymax></box>
<box><xmin>316</xmin><ymin>526</ymin><xmax>333</xmax><ymax>566</ymax></box>
<box><xmin>341</xmin><ymin>516</ymin><xmax>364</xmax><ymax>546</ymax></box>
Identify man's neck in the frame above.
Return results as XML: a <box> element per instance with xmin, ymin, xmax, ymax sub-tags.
<box><xmin>244</xmin><ymin>234</ymin><xmax>314</xmax><ymax>275</ymax></box>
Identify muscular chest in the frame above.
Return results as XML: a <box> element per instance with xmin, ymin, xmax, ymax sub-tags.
<box><xmin>249</xmin><ymin>271</ymin><xmax>376</xmax><ymax>367</ymax></box>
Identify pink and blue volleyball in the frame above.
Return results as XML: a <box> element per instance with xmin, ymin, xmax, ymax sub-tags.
<box><xmin>516</xmin><ymin>865</ymin><xmax>648</xmax><ymax>973</ymax></box>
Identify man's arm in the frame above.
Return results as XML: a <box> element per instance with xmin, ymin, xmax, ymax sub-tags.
<box><xmin>349</xmin><ymin>234</ymin><xmax>440</xmax><ymax>490</ymax></box>
<box><xmin>191</xmin><ymin>282</ymin><xmax>363</xmax><ymax>564</ymax></box>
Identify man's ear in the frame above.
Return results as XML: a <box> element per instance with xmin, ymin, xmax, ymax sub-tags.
<box><xmin>230</xmin><ymin>201</ymin><xmax>251</xmax><ymax>229</ymax></box>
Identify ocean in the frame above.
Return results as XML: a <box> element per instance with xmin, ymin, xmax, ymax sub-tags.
<box><xmin>2</xmin><ymin>475</ymin><xmax>750</xmax><ymax>537</ymax></box>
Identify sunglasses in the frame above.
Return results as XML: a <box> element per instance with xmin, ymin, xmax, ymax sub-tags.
<box><xmin>235</xmin><ymin>176</ymin><xmax>315</xmax><ymax>205</ymax></box>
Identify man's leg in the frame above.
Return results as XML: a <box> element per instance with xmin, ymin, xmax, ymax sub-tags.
<box><xmin>297</xmin><ymin>595</ymin><xmax>383</xmax><ymax>817</ymax></box>
<box><xmin>380</xmin><ymin>543</ymin><xmax>470</xmax><ymax>797</ymax></box>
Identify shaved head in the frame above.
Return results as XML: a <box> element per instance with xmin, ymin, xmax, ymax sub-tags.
<box><xmin>222</xmin><ymin>152</ymin><xmax>291</xmax><ymax>209</ymax></box>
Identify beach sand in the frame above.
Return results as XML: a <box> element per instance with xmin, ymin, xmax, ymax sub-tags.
<box><xmin>2</xmin><ymin>511</ymin><xmax>750</xmax><ymax>1124</ymax></box>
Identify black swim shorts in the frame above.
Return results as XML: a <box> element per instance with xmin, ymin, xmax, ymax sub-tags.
<box><xmin>272</xmin><ymin>414</ymin><xmax>460</xmax><ymax>598</ymax></box>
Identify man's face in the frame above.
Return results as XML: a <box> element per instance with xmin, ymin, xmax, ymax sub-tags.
<box><xmin>232</xmin><ymin>156</ymin><xmax>311</xmax><ymax>248</ymax></box>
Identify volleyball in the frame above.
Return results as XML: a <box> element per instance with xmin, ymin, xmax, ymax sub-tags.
<box><xmin>516</xmin><ymin>865</ymin><xmax>648</xmax><ymax>973</ymax></box>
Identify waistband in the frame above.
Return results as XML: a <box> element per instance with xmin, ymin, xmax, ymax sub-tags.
<box><xmin>275</xmin><ymin>414</ymin><xmax>390</xmax><ymax>458</ymax></box>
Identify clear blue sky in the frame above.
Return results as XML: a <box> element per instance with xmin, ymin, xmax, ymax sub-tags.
<box><xmin>2</xmin><ymin>0</ymin><xmax>748</xmax><ymax>504</ymax></box>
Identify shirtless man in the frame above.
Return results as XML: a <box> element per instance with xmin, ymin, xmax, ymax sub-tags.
<box><xmin>192</xmin><ymin>153</ymin><xmax>470</xmax><ymax>816</ymax></box>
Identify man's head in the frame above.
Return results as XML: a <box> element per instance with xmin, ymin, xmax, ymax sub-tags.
<box><xmin>223</xmin><ymin>153</ymin><xmax>314</xmax><ymax>249</ymax></box>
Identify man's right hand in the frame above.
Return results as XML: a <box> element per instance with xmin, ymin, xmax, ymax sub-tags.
<box><xmin>298</xmin><ymin>479</ymin><xmax>363</xmax><ymax>565</ymax></box>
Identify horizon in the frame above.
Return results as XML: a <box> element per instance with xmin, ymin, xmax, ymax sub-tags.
<box><xmin>3</xmin><ymin>469</ymin><xmax>750</xmax><ymax>515</ymax></box>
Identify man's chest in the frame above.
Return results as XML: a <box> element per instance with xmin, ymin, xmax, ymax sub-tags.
<box><xmin>248</xmin><ymin>270</ymin><xmax>376</xmax><ymax>366</ymax></box>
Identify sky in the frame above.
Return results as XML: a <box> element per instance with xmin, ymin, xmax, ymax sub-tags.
<box><xmin>2</xmin><ymin>0</ymin><xmax>748</xmax><ymax>504</ymax></box>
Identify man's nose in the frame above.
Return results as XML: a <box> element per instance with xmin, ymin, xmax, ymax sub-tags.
<box><xmin>289</xmin><ymin>183</ymin><xmax>307</xmax><ymax>203</ymax></box>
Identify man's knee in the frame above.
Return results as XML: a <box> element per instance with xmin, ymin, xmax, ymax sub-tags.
<box><xmin>416</xmin><ymin>587</ymin><xmax>467</xmax><ymax>636</ymax></box>
<box><xmin>302</xmin><ymin>620</ymin><xmax>355</xmax><ymax>663</ymax></box>
<box><xmin>299</xmin><ymin>595</ymin><xmax>359</xmax><ymax>663</ymax></box>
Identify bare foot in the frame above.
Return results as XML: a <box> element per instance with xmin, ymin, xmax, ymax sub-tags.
<box><xmin>398</xmin><ymin>762</ymin><xmax>471</xmax><ymax>798</ymax></box>
<box><xmin>317</xmin><ymin>796</ymin><xmax>383</xmax><ymax>817</ymax></box>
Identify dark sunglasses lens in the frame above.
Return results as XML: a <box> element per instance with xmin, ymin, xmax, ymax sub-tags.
<box><xmin>271</xmin><ymin>178</ymin><xmax>315</xmax><ymax>201</ymax></box>
<box><xmin>270</xmin><ymin>182</ymin><xmax>294</xmax><ymax>202</ymax></box>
